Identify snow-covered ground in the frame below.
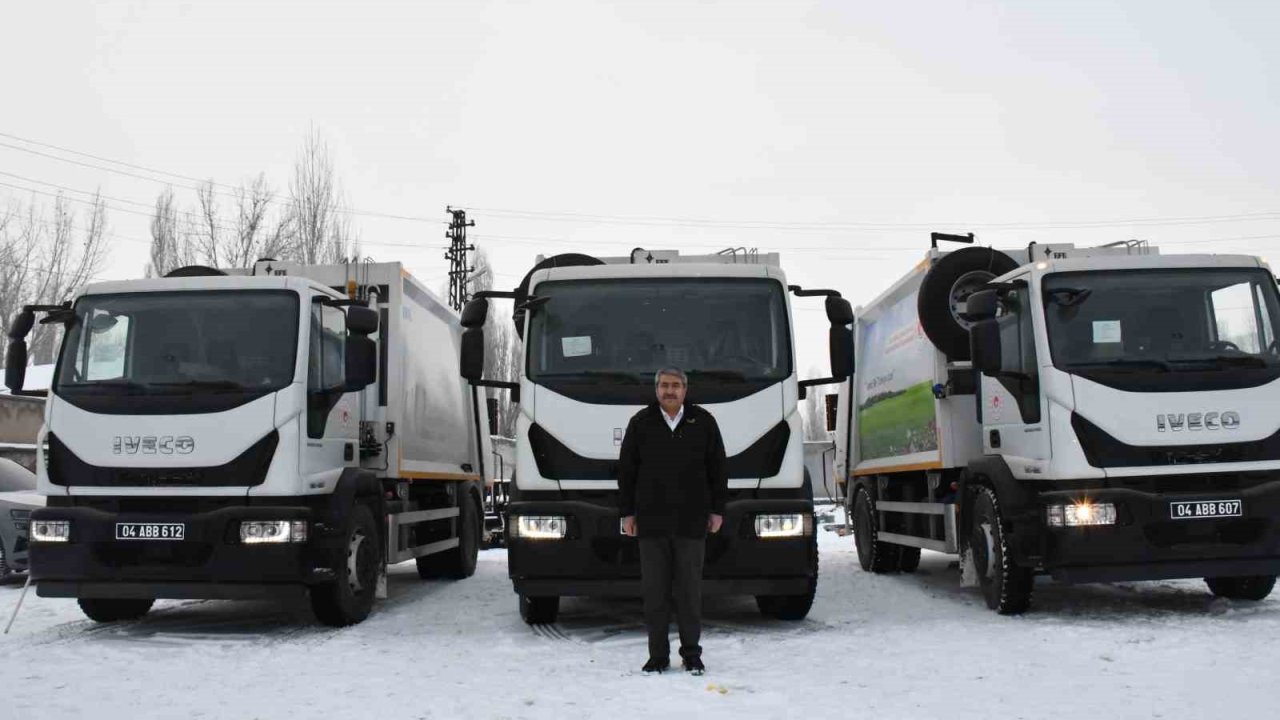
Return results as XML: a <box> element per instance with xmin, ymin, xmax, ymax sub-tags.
<box><xmin>2</xmin><ymin>523</ymin><xmax>1276</xmax><ymax>720</ymax></box>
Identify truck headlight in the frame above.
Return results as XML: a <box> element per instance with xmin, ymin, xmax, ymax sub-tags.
<box><xmin>754</xmin><ymin>513</ymin><xmax>811</xmax><ymax>539</ymax></box>
<box><xmin>1046</xmin><ymin>501</ymin><xmax>1117</xmax><ymax>527</ymax></box>
<box><xmin>30</xmin><ymin>519</ymin><xmax>71</xmax><ymax>543</ymax></box>
<box><xmin>513</xmin><ymin>515</ymin><xmax>566</xmax><ymax>540</ymax></box>
<box><xmin>240</xmin><ymin>520</ymin><xmax>308</xmax><ymax>544</ymax></box>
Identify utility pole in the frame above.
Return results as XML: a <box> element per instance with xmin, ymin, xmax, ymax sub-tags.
<box><xmin>444</xmin><ymin>206</ymin><xmax>475</xmax><ymax>312</ymax></box>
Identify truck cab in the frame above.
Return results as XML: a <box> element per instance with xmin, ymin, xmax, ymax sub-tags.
<box><xmin>461</xmin><ymin>249</ymin><xmax>852</xmax><ymax>623</ymax></box>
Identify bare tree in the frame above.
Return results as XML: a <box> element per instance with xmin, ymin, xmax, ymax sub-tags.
<box><xmin>801</xmin><ymin>365</ymin><xmax>832</xmax><ymax>441</ymax></box>
<box><xmin>0</xmin><ymin>193</ymin><xmax>112</xmax><ymax>364</ymax></box>
<box><xmin>193</xmin><ymin>181</ymin><xmax>221</xmax><ymax>268</ymax></box>
<box><xmin>146</xmin><ymin>187</ymin><xmax>181</xmax><ymax>278</ymax></box>
<box><xmin>471</xmin><ymin>248</ymin><xmax>521</xmax><ymax>437</ymax></box>
<box><xmin>289</xmin><ymin>131</ymin><xmax>352</xmax><ymax>264</ymax></box>
<box><xmin>223</xmin><ymin>173</ymin><xmax>274</xmax><ymax>268</ymax></box>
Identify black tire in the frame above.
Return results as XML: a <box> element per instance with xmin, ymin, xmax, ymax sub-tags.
<box><xmin>310</xmin><ymin>502</ymin><xmax>380</xmax><ymax>627</ymax></box>
<box><xmin>78</xmin><ymin>598</ymin><xmax>154</xmax><ymax>623</ymax></box>
<box><xmin>416</xmin><ymin>494</ymin><xmax>482</xmax><ymax>580</ymax></box>
<box><xmin>917</xmin><ymin>246</ymin><xmax>1018</xmax><ymax>360</ymax></box>
<box><xmin>1205</xmin><ymin>575</ymin><xmax>1276</xmax><ymax>601</ymax></box>
<box><xmin>0</xmin><ymin>540</ymin><xmax>11</xmax><ymax>581</ymax></box>
<box><xmin>969</xmin><ymin>486</ymin><xmax>1033</xmax><ymax>614</ymax></box>
<box><xmin>519</xmin><ymin>594</ymin><xmax>560</xmax><ymax>624</ymax></box>
<box><xmin>755</xmin><ymin>533</ymin><xmax>819</xmax><ymax>621</ymax></box>
<box><xmin>852</xmin><ymin>486</ymin><xmax>901</xmax><ymax>573</ymax></box>
<box><xmin>898</xmin><ymin>546</ymin><xmax>922</xmax><ymax>573</ymax></box>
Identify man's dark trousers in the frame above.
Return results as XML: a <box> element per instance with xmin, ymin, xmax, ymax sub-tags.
<box><xmin>638</xmin><ymin>535</ymin><xmax>705</xmax><ymax>662</ymax></box>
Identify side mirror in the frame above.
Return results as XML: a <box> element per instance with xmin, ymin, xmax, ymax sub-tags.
<box><xmin>345</xmin><ymin>335</ymin><xmax>377</xmax><ymax>391</ymax></box>
<box><xmin>824</xmin><ymin>394</ymin><xmax>838</xmax><ymax>433</ymax></box>
<box><xmin>461</xmin><ymin>298</ymin><xmax>489</xmax><ymax>329</ymax></box>
<box><xmin>461</xmin><ymin>327</ymin><xmax>485</xmax><ymax>382</ymax></box>
<box><xmin>5</xmin><ymin>341</ymin><xmax>28</xmax><ymax>393</ymax></box>
<box><xmin>825</xmin><ymin>296</ymin><xmax>854</xmax><ymax>326</ymax></box>
<box><xmin>345</xmin><ymin>306</ymin><xmax>379</xmax><ymax>336</ymax></box>
<box><xmin>964</xmin><ymin>289</ymin><xmax>1000</xmax><ymax>322</ymax></box>
<box><xmin>829</xmin><ymin>325</ymin><xmax>854</xmax><ymax>379</ymax></box>
<box><xmin>970</xmin><ymin>320</ymin><xmax>1002</xmax><ymax>376</ymax></box>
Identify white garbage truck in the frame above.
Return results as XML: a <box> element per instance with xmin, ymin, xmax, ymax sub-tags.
<box><xmin>835</xmin><ymin>234</ymin><xmax>1280</xmax><ymax>613</ymax></box>
<box><xmin>6</xmin><ymin>260</ymin><xmax>491</xmax><ymax>626</ymax></box>
<box><xmin>459</xmin><ymin>249</ymin><xmax>853</xmax><ymax>623</ymax></box>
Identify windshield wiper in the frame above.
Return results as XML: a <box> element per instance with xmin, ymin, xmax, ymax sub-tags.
<box><xmin>147</xmin><ymin>379</ymin><xmax>253</xmax><ymax>393</ymax></box>
<box><xmin>686</xmin><ymin>369</ymin><xmax>749</xmax><ymax>382</ymax></box>
<box><xmin>1168</xmin><ymin>355</ymin><xmax>1271</xmax><ymax>370</ymax></box>
<box><xmin>1066</xmin><ymin>359</ymin><xmax>1171</xmax><ymax>372</ymax></box>
<box><xmin>537</xmin><ymin>371</ymin><xmax>642</xmax><ymax>384</ymax></box>
<box><xmin>57</xmin><ymin>379</ymin><xmax>149</xmax><ymax>394</ymax></box>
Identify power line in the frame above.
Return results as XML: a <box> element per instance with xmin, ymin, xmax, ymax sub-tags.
<box><xmin>464</xmin><ymin>205</ymin><xmax>1280</xmax><ymax>232</ymax></box>
<box><xmin>0</xmin><ymin>133</ymin><xmax>450</xmax><ymax>225</ymax></box>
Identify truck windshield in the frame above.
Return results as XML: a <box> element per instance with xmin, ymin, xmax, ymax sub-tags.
<box><xmin>1043</xmin><ymin>269</ymin><xmax>1280</xmax><ymax>379</ymax></box>
<box><xmin>54</xmin><ymin>291</ymin><xmax>300</xmax><ymax>412</ymax></box>
<box><xmin>526</xmin><ymin>278</ymin><xmax>792</xmax><ymax>404</ymax></box>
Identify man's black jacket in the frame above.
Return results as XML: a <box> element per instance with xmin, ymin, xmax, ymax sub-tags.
<box><xmin>618</xmin><ymin>403</ymin><xmax>729</xmax><ymax>538</ymax></box>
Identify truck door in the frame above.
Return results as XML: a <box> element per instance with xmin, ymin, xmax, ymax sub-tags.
<box><xmin>980</xmin><ymin>279</ymin><xmax>1050</xmax><ymax>470</ymax></box>
<box><xmin>302</xmin><ymin>301</ymin><xmax>358</xmax><ymax>488</ymax></box>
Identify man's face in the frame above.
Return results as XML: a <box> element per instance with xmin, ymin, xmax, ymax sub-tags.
<box><xmin>656</xmin><ymin>374</ymin><xmax>686</xmax><ymax>414</ymax></box>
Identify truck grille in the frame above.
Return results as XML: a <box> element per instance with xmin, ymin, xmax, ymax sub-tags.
<box><xmin>47</xmin><ymin>431</ymin><xmax>278</xmax><ymax>488</ymax></box>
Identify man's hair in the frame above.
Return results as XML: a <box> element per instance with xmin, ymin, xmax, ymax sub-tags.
<box><xmin>654</xmin><ymin>367</ymin><xmax>688</xmax><ymax>387</ymax></box>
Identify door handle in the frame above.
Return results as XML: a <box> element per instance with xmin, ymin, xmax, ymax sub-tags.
<box><xmin>989</xmin><ymin>430</ymin><xmax>1001</xmax><ymax>449</ymax></box>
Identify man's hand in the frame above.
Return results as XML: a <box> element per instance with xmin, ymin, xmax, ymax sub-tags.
<box><xmin>621</xmin><ymin>515</ymin><xmax>637</xmax><ymax>537</ymax></box>
<box><xmin>707</xmin><ymin>513</ymin><xmax>723</xmax><ymax>534</ymax></box>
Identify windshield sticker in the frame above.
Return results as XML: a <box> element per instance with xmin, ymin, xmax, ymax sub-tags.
<box><xmin>1093</xmin><ymin>320</ymin><xmax>1122</xmax><ymax>344</ymax></box>
<box><xmin>562</xmin><ymin>336</ymin><xmax>592</xmax><ymax>358</ymax></box>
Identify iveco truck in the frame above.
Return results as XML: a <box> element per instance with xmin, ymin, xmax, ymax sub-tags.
<box><xmin>835</xmin><ymin>235</ymin><xmax>1280</xmax><ymax>613</ymax></box>
<box><xmin>460</xmin><ymin>249</ymin><xmax>853</xmax><ymax>623</ymax></box>
<box><xmin>7</xmin><ymin>260</ymin><xmax>490</xmax><ymax>626</ymax></box>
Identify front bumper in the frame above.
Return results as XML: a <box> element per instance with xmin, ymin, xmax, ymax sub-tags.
<box><xmin>506</xmin><ymin>497</ymin><xmax>816</xmax><ymax>598</ymax></box>
<box><xmin>28</xmin><ymin>504</ymin><xmax>338</xmax><ymax>600</ymax></box>
<box><xmin>1017</xmin><ymin>476</ymin><xmax>1280</xmax><ymax>583</ymax></box>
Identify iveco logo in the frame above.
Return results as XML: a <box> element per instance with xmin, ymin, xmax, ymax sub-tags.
<box><xmin>113</xmin><ymin>436</ymin><xmax>196</xmax><ymax>455</ymax></box>
<box><xmin>1155</xmin><ymin>412</ymin><xmax>1240</xmax><ymax>432</ymax></box>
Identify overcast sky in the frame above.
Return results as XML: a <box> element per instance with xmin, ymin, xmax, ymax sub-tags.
<box><xmin>2</xmin><ymin>0</ymin><xmax>1278</xmax><ymax>372</ymax></box>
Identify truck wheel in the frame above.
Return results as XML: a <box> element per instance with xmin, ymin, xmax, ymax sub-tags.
<box><xmin>756</xmin><ymin>534</ymin><xmax>819</xmax><ymax>621</ymax></box>
<box><xmin>969</xmin><ymin>486</ymin><xmax>1033</xmax><ymax>614</ymax></box>
<box><xmin>898</xmin><ymin>547</ymin><xmax>922</xmax><ymax>573</ymax></box>
<box><xmin>519</xmin><ymin>594</ymin><xmax>560</xmax><ymax>624</ymax></box>
<box><xmin>852</xmin><ymin>486</ymin><xmax>901</xmax><ymax>573</ymax></box>
<box><xmin>416</xmin><ymin>495</ymin><xmax>481</xmax><ymax>580</ymax></box>
<box><xmin>310</xmin><ymin>502</ymin><xmax>380</xmax><ymax>627</ymax></box>
<box><xmin>917</xmin><ymin>247</ymin><xmax>1018</xmax><ymax>360</ymax></box>
<box><xmin>77</xmin><ymin>598</ymin><xmax>154</xmax><ymax>622</ymax></box>
<box><xmin>1205</xmin><ymin>575</ymin><xmax>1276</xmax><ymax>601</ymax></box>
<box><xmin>0</xmin><ymin>541</ymin><xmax>10</xmax><ymax>581</ymax></box>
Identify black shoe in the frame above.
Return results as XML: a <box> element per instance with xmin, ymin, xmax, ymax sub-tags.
<box><xmin>682</xmin><ymin>657</ymin><xmax>705</xmax><ymax>675</ymax></box>
<box><xmin>642</xmin><ymin>658</ymin><xmax>670</xmax><ymax>674</ymax></box>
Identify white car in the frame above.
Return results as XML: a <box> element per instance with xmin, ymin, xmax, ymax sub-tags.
<box><xmin>0</xmin><ymin>458</ymin><xmax>40</xmax><ymax>582</ymax></box>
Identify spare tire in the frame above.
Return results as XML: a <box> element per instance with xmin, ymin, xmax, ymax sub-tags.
<box><xmin>917</xmin><ymin>247</ymin><xmax>1018</xmax><ymax>360</ymax></box>
<box><xmin>512</xmin><ymin>253</ymin><xmax>604</xmax><ymax>339</ymax></box>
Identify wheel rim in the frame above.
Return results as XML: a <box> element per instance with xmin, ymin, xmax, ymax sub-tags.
<box><xmin>973</xmin><ymin>521</ymin><xmax>997</xmax><ymax>581</ymax></box>
<box><xmin>347</xmin><ymin>528</ymin><xmax>369</xmax><ymax>594</ymax></box>
<box><xmin>949</xmin><ymin>270</ymin><xmax>997</xmax><ymax>330</ymax></box>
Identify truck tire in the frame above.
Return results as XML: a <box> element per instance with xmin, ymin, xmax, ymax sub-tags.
<box><xmin>969</xmin><ymin>486</ymin><xmax>1033</xmax><ymax>614</ymax></box>
<box><xmin>755</xmin><ymin>533</ymin><xmax>818</xmax><ymax>621</ymax></box>
<box><xmin>898</xmin><ymin>546</ymin><xmax>922</xmax><ymax>573</ymax></box>
<box><xmin>917</xmin><ymin>246</ymin><xmax>1018</xmax><ymax>360</ymax></box>
<box><xmin>416</xmin><ymin>494</ymin><xmax>481</xmax><ymax>580</ymax></box>
<box><xmin>1205</xmin><ymin>575</ymin><xmax>1276</xmax><ymax>601</ymax></box>
<box><xmin>78</xmin><ymin>598</ymin><xmax>154</xmax><ymax>622</ymax></box>
<box><xmin>852</xmin><ymin>486</ymin><xmax>901</xmax><ymax>573</ymax></box>
<box><xmin>519</xmin><ymin>594</ymin><xmax>560</xmax><ymax>624</ymax></box>
<box><xmin>310</xmin><ymin>502</ymin><xmax>380</xmax><ymax>627</ymax></box>
<box><xmin>0</xmin><ymin>540</ymin><xmax>10</xmax><ymax>582</ymax></box>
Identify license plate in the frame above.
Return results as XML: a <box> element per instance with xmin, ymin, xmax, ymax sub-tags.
<box><xmin>115</xmin><ymin>523</ymin><xmax>186</xmax><ymax>541</ymax></box>
<box><xmin>1169</xmin><ymin>499</ymin><xmax>1242</xmax><ymax>521</ymax></box>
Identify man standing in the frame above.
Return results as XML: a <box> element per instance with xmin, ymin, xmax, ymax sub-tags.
<box><xmin>619</xmin><ymin>367</ymin><xmax>728</xmax><ymax>676</ymax></box>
